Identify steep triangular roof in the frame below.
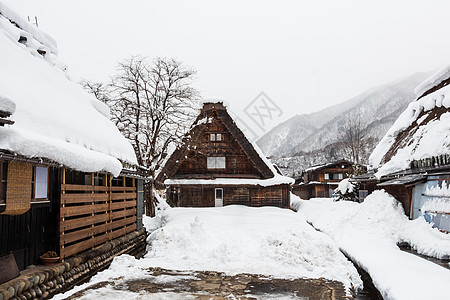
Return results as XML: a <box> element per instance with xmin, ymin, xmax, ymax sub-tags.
<box><xmin>157</xmin><ymin>102</ymin><xmax>293</xmax><ymax>185</ymax></box>
<box><xmin>303</xmin><ymin>159</ymin><xmax>354</xmax><ymax>173</ymax></box>
<box><xmin>370</xmin><ymin>65</ymin><xmax>450</xmax><ymax>178</ymax></box>
<box><xmin>0</xmin><ymin>2</ymin><xmax>137</xmax><ymax>176</ymax></box>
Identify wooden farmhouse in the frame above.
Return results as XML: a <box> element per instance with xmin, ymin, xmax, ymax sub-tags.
<box><xmin>156</xmin><ymin>102</ymin><xmax>294</xmax><ymax>208</ymax></box>
<box><xmin>354</xmin><ymin>65</ymin><xmax>450</xmax><ymax>233</ymax></box>
<box><xmin>292</xmin><ymin>160</ymin><xmax>365</xmax><ymax>200</ymax></box>
<box><xmin>0</xmin><ymin>4</ymin><xmax>145</xmax><ymax>297</ymax></box>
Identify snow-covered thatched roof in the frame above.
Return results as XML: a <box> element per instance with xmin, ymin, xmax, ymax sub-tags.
<box><xmin>0</xmin><ymin>2</ymin><xmax>137</xmax><ymax>176</ymax></box>
<box><xmin>158</xmin><ymin>102</ymin><xmax>294</xmax><ymax>186</ymax></box>
<box><xmin>370</xmin><ymin>65</ymin><xmax>450</xmax><ymax>178</ymax></box>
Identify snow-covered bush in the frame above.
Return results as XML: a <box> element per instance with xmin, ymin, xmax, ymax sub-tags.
<box><xmin>334</xmin><ymin>178</ymin><xmax>359</xmax><ymax>202</ymax></box>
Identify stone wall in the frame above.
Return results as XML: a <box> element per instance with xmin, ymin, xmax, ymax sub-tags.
<box><xmin>0</xmin><ymin>229</ymin><xmax>147</xmax><ymax>300</ymax></box>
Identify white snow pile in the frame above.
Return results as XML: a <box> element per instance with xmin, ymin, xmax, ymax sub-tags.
<box><xmin>334</xmin><ymin>178</ymin><xmax>354</xmax><ymax>194</ymax></box>
<box><xmin>0</xmin><ymin>1</ymin><xmax>137</xmax><ymax>176</ymax></box>
<box><xmin>414</xmin><ymin>64</ymin><xmax>450</xmax><ymax>98</ymax></box>
<box><xmin>144</xmin><ymin>205</ymin><xmax>361</xmax><ymax>288</ymax></box>
<box><xmin>54</xmin><ymin>204</ymin><xmax>363</xmax><ymax>299</ymax></box>
<box><xmin>293</xmin><ymin>191</ymin><xmax>450</xmax><ymax>300</ymax></box>
<box><xmin>370</xmin><ymin>67</ymin><xmax>450</xmax><ymax>177</ymax></box>
<box><xmin>0</xmin><ymin>95</ymin><xmax>16</xmax><ymax>115</ymax></box>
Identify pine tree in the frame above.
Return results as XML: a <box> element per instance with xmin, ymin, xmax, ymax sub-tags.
<box><xmin>334</xmin><ymin>178</ymin><xmax>359</xmax><ymax>202</ymax></box>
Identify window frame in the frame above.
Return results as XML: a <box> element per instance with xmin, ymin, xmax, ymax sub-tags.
<box><xmin>31</xmin><ymin>166</ymin><xmax>50</xmax><ymax>203</ymax></box>
<box><xmin>335</xmin><ymin>173</ymin><xmax>343</xmax><ymax>180</ymax></box>
<box><xmin>207</xmin><ymin>156</ymin><xmax>226</xmax><ymax>169</ymax></box>
<box><xmin>209</xmin><ymin>133</ymin><xmax>223</xmax><ymax>142</ymax></box>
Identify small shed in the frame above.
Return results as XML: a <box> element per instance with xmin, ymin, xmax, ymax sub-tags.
<box><xmin>156</xmin><ymin>102</ymin><xmax>293</xmax><ymax>208</ymax></box>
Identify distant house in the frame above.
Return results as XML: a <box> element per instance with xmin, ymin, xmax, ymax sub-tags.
<box><xmin>354</xmin><ymin>65</ymin><xmax>450</xmax><ymax>233</ymax></box>
<box><xmin>156</xmin><ymin>102</ymin><xmax>294</xmax><ymax>208</ymax></box>
<box><xmin>292</xmin><ymin>160</ymin><xmax>363</xmax><ymax>199</ymax></box>
<box><xmin>0</xmin><ymin>1</ymin><xmax>145</xmax><ymax>284</ymax></box>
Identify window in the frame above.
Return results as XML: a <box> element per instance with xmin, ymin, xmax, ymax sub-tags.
<box><xmin>33</xmin><ymin>167</ymin><xmax>48</xmax><ymax>199</ymax></box>
<box><xmin>210</xmin><ymin>133</ymin><xmax>222</xmax><ymax>141</ymax></box>
<box><xmin>324</xmin><ymin>173</ymin><xmax>330</xmax><ymax>180</ymax></box>
<box><xmin>359</xmin><ymin>190</ymin><xmax>369</xmax><ymax>202</ymax></box>
<box><xmin>65</xmin><ymin>170</ymin><xmax>91</xmax><ymax>185</ymax></box>
<box><xmin>0</xmin><ymin>161</ymin><xmax>7</xmax><ymax>204</ymax></box>
<box><xmin>335</xmin><ymin>173</ymin><xmax>343</xmax><ymax>180</ymax></box>
<box><xmin>207</xmin><ymin>157</ymin><xmax>226</xmax><ymax>169</ymax></box>
<box><xmin>112</xmin><ymin>176</ymin><xmax>124</xmax><ymax>186</ymax></box>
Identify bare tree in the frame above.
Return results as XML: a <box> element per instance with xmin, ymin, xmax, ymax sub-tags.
<box><xmin>337</xmin><ymin>116</ymin><xmax>374</xmax><ymax>174</ymax></box>
<box><xmin>83</xmin><ymin>56</ymin><xmax>200</xmax><ymax>215</ymax></box>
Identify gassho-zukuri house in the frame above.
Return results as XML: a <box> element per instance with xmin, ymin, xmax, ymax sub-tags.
<box><xmin>0</xmin><ymin>2</ymin><xmax>146</xmax><ymax>297</ymax></box>
<box><xmin>355</xmin><ymin>65</ymin><xmax>450</xmax><ymax>233</ymax></box>
<box><xmin>156</xmin><ymin>102</ymin><xmax>294</xmax><ymax>208</ymax></box>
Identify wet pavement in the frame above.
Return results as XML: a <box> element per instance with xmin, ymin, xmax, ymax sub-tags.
<box><xmin>65</xmin><ymin>267</ymin><xmax>350</xmax><ymax>299</ymax></box>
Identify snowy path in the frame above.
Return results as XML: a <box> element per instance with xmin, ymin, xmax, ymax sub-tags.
<box><xmin>54</xmin><ymin>205</ymin><xmax>363</xmax><ymax>299</ymax></box>
<box><xmin>294</xmin><ymin>191</ymin><xmax>450</xmax><ymax>300</ymax></box>
<box><xmin>339</xmin><ymin>232</ymin><xmax>450</xmax><ymax>300</ymax></box>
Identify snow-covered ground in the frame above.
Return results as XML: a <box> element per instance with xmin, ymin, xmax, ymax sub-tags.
<box><xmin>55</xmin><ymin>204</ymin><xmax>362</xmax><ymax>299</ymax></box>
<box><xmin>142</xmin><ymin>205</ymin><xmax>360</xmax><ymax>287</ymax></box>
<box><xmin>292</xmin><ymin>191</ymin><xmax>450</xmax><ymax>300</ymax></box>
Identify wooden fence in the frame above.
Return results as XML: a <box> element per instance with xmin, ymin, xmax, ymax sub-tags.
<box><xmin>59</xmin><ymin>174</ymin><xmax>137</xmax><ymax>259</ymax></box>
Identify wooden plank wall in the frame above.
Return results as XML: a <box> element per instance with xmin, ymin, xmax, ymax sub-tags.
<box><xmin>59</xmin><ymin>172</ymin><xmax>137</xmax><ymax>259</ymax></box>
<box><xmin>179</xmin><ymin>185</ymin><xmax>290</xmax><ymax>208</ymax></box>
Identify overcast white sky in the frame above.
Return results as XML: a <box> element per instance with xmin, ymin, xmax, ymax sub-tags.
<box><xmin>4</xmin><ymin>0</ymin><xmax>450</xmax><ymax>136</ymax></box>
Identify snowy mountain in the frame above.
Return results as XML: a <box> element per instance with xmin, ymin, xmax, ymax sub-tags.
<box><xmin>256</xmin><ymin>72</ymin><xmax>430</xmax><ymax>176</ymax></box>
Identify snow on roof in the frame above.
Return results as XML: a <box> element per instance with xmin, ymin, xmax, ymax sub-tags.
<box><xmin>304</xmin><ymin>160</ymin><xmax>352</xmax><ymax>172</ymax></box>
<box><xmin>217</xmin><ymin>102</ymin><xmax>294</xmax><ymax>183</ymax></box>
<box><xmin>0</xmin><ymin>95</ymin><xmax>15</xmax><ymax>116</ymax></box>
<box><xmin>0</xmin><ymin>2</ymin><xmax>137</xmax><ymax>176</ymax></box>
<box><xmin>165</xmin><ymin>174</ymin><xmax>294</xmax><ymax>187</ymax></box>
<box><xmin>304</xmin><ymin>163</ymin><xmax>329</xmax><ymax>172</ymax></box>
<box><xmin>161</xmin><ymin>101</ymin><xmax>294</xmax><ymax>185</ymax></box>
<box><xmin>414</xmin><ymin>65</ymin><xmax>450</xmax><ymax>98</ymax></box>
<box><xmin>0</xmin><ymin>2</ymin><xmax>57</xmax><ymax>54</ymax></box>
<box><xmin>370</xmin><ymin>73</ymin><xmax>450</xmax><ymax>178</ymax></box>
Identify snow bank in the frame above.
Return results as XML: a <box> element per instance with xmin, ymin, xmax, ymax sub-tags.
<box><xmin>0</xmin><ymin>2</ymin><xmax>137</xmax><ymax>176</ymax></box>
<box><xmin>370</xmin><ymin>81</ymin><xmax>450</xmax><ymax>177</ymax></box>
<box><xmin>144</xmin><ymin>205</ymin><xmax>361</xmax><ymax>289</ymax></box>
<box><xmin>297</xmin><ymin>191</ymin><xmax>450</xmax><ymax>300</ymax></box>
<box><xmin>54</xmin><ymin>204</ymin><xmax>362</xmax><ymax>299</ymax></box>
